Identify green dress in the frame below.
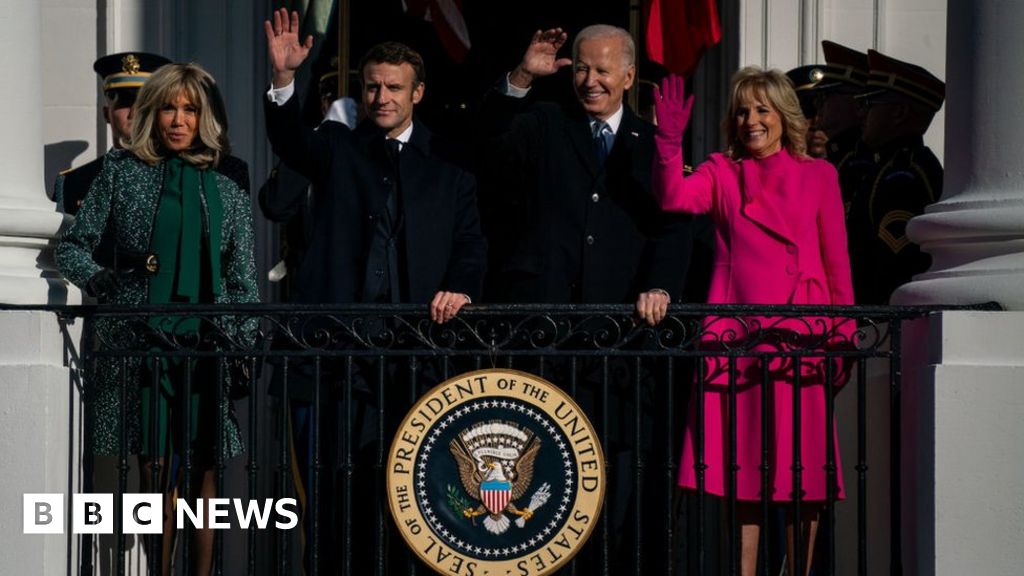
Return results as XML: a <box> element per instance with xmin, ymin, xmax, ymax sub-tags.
<box><xmin>56</xmin><ymin>150</ymin><xmax>259</xmax><ymax>459</ymax></box>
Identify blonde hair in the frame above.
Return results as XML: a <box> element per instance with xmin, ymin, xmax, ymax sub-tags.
<box><xmin>722</xmin><ymin>66</ymin><xmax>808</xmax><ymax>160</ymax></box>
<box><xmin>127</xmin><ymin>63</ymin><xmax>224</xmax><ymax>169</ymax></box>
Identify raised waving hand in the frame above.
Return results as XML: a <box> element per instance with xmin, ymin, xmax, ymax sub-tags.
<box><xmin>509</xmin><ymin>28</ymin><xmax>573</xmax><ymax>89</ymax></box>
<box><xmin>653</xmin><ymin>74</ymin><xmax>696</xmax><ymax>143</ymax></box>
<box><xmin>264</xmin><ymin>8</ymin><xmax>314</xmax><ymax>88</ymax></box>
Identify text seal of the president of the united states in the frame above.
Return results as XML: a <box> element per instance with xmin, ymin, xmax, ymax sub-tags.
<box><xmin>387</xmin><ymin>369</ymin><xmax>606</xmax><ymax>575</ymax></box>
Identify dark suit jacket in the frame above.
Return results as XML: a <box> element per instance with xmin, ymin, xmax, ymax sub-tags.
<box><xmin>259</xmin><ymin>160</ymin><xmax>310</xmax><ymax>224</ymax></box>
<box><xmin>479</xmin><ymin>91</ymin><xmax>693</xmax><ymax>303</ymax></box>
<box><xmin>264</xmin><ymin>93</ymin><xmax>487</xmax><ymax>305</ymax></box>
<box><xmin>56</xmin><ymin>156</ymin><xmax>105</xmax><ymax>215</ymax></box>
<box><xmin>257</xmin><ymin>160</ymin><xmax>315</xmax><ymax>301</ymax></box>
<box><xmin>217</xmin><ymin>154</ymin><xmax>252</xmax><ymax>195</ymax></box>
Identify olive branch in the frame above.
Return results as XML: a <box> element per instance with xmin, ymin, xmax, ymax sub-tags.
<box><xmin>446</xmin><ymin>484</ymin><xmax>475</xmax><ymax>524</ymax></box>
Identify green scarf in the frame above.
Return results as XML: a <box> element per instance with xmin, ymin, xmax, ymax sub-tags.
<box><xmin>149</xmin><ymin>157</ymin><xmax>223</xmax><ymax>316</ymax></box>
<box><xmin>146</xmin><ymin>157</ymin><xmax>223</xmax><ymax>395</ymax></box>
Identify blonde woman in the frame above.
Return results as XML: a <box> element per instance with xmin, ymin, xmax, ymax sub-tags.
<box><xmin>652</xmin><ymin>68</ymin><xmax>854</xmax><ymax>575</ymax></box>
<box><xmin>57</xmin><ymin>62</ymin><xmax>258</xmax><ymax>574</ymax></box>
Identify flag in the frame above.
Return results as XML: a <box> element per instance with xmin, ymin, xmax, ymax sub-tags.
<box><xmin>403</xmin><ymin>0</ymin><xmax>472</xmax><ymax>63</ymax></box>
<box><xmin>299</xmin><ymin>0</ymin><xmax>336</xmax><ymax>37</ymax></box>
<box><xmin>645</xmin><ymin>0</ymin><xmax>722</xmax><ymax>77</ymax></box>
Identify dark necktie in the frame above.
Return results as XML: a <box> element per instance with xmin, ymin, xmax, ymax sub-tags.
<box><xmin>385</xmin><ymin>138</ymin><xmax>401</xmax><ymax>174</ymax></box>
<box><xmin>592</xmin><ymin>120</ymin><xmax>612</xmax><ymax>166</ymax></box>
<box><xmin>384</xmin><ymin>138</ymin><xmax>403</xmax><ymax>215</ymax></box>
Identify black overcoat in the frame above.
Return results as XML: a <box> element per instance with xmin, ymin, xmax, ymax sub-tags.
<box><xmin>479</xmin><ymin>91</ymin><xmax>692</xmax><ymax>303</ymax></box>
<box><xmin>265</xmin><ymin>95</ymin><xmax>487</xmax><ymax>305</ymax></box>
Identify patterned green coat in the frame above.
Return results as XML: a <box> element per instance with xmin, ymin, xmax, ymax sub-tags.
<box><xmin>56</xmin><ymin>149</ymin><xmax>259</xmax><ymax>457</ymax></box>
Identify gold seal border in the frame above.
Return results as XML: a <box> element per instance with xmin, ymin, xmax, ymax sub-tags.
<box><xmin>386</xmin><ymin>369</ymin><xmax>606</xmax><ymax>576</ymax></box>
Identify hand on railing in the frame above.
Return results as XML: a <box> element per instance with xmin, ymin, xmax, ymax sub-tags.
<box><xmin>635</xmin><ymin>289</ymin><xmax>671</xmax><ymax>326</ymax></box>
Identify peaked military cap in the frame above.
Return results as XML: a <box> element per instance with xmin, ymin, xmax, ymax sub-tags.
<box><xmin>861</xmin><ymin>50</ymin><xmax>945</xmax><ymax>111</ymax></box>
<box><xmin>787</xmin><ymin>65</ymin><xmax>826</xmax><ymax>118</ymax></box>
<box><xmin>318</xmin><ymin>57</ymin><xmax>361</xmax><ymax>101</ymax></box>
<box><xmin>93</xmin><ymin>52</ymin><xmax>171</xmax><ymax>93</ymax></box>
<box><xmin>786</xmin><ymin>65</ymin><xmax>826</xmax><ymax>93</ymax></box>
<box><xmin>319</xmin><ymin>55</ymin><xmax>342</xmax><ymax>91</ymax></box>
<box><xmin>817</xmin><ymin>41</ymin><xmax>869</xmax><ymax>92</ymax></box>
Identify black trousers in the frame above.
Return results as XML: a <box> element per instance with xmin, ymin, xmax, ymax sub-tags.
<box><xmin>526</xmin><ymin>354</ymin><xmax>688</xmax><ymax>575</ymax></box>
<box><xmin>277</xmin><ymin>355</ymin><xmax>459</xmax><ymax>574</ymax></box>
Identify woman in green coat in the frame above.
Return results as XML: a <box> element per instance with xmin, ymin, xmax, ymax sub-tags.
<box><xmin>56</xmin><ymin>62</ymin><xmax>258</xmax><ymax>574</ymax></box>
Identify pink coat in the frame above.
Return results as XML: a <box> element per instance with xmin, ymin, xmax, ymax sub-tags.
<box><xmin>654</xmin><ymin>146</ymin><xmax>854</xmax><ymax>502</ymax></box>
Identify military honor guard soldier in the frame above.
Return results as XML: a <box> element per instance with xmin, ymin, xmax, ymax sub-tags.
<box><xmin>816</xmin><ymin>41</ymin><xmax>869</xmax><ymax>165</ymax></box>
<box><xmin>53</xmin><ymin>52</ymin><xmax>170</xmax><ymax>275</ymax></box>
<box><xmin>813</xmin><ymin>41</ymin><xmax>876</xmax><ymax>212</ymax></box>
<box><xmin>785</xmin><ymin>64</ymin><xmax>827</xmax><ymax>157</ymax></box>
<box><xmin>847</xmin><ymin>50</ymin><xmax>945</xmax><ymax>305</ymax></box>
<box><xmin>55</xmin><ymin>52</ymin><xmax>171</xmax><ymax>216</ymax></box>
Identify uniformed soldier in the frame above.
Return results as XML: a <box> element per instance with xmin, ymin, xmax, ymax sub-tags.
<box><xmin>54</xmin><ymin>52</ymin><xmax>171</xmax><ymax>216</ymax></box>
<box><xmin>786</xmin><ymin>64</ymin><xmax>827</xmax><ymax>156</ymax></box>
<box><xmin>787</xmin><ymin>64</ymin><xmax>825</xmax><ymax>118</ymax></box>
<box><xmin>847</xmin><ymin>50</ymin><xmax>945</xmax><ymax>304</ymax></box>
<box><xmin>815</xmin><ymin>41</ymin><xmax>875</xmax><ymax>209</ymax></box>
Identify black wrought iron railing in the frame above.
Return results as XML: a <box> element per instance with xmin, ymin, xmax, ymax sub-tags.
<box><xmin>32</xmin><ymin>302</ymin><xmax>997</xmax><ymax>575</ymax></box>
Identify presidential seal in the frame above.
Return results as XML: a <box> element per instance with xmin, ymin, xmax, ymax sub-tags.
<box><xmin>387</xmin><ymin>369</ymin><xmax>605</xmax><ymax>576</ymax></box>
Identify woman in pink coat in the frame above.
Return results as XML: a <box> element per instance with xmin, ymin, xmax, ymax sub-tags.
<box><xmin>652</xmin><ymin>68</ymin><xmax>855</xmax><ymax>575</ymax></box>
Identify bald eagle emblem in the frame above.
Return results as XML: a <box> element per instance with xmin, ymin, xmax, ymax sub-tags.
<box><xmin>448</xmin><ymin>420</ymin><xmax>550</xmax><ymax>535</ymax></box>
<box><xmin>121</xmin><ymin>54</ymin><xmax>141</xmax><ymax>75</ymax></box>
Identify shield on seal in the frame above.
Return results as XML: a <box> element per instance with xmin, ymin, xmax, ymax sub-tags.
<box><xmin>480</xmin><ymin>479</ymin><xmax>512</xmax><ymax>515</ymax></box>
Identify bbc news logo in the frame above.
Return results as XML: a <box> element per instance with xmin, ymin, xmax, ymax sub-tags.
<box><xmin>23</xmin><ymin>494</ymin><xmax>298</xmax><ymax>534</ymax></box>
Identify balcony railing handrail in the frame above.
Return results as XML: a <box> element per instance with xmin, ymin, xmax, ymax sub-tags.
<box><xmin>8</xmin><ymin>300</ymin><xmax>1001</xmax><ymax>574</ymax></box>
<box><xmin>0</xmin><ymin>301</ymin><xmax>1003</xmax><ymax>317</ymax></box>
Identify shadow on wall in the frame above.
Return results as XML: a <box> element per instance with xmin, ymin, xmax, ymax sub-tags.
<box><xmin>44</xmin><ymin>140</ymin><xmax>90</xmax><ymax>202</ymax></box>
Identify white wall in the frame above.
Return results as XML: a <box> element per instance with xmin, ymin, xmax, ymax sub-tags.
<box><xmin>735</xmin><ymin>0</ymin><xmax>946</xmax><ymax>162</ymax></box>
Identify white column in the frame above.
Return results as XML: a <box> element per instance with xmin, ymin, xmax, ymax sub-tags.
<box><xmin>900</xmin><ymin>312</ymin><xmax>1024</xmax><ymax>576</ymax></box>
<box><xmin>107</xmin><ymin>0</ymin><xmax>158</xmax><ymax>54</ymax></box>
<box><xmin>0</xmin><ymin>312</ymin><xmax>82</xmax><ymax>576</ymax></box>
<box><xmin>891</xmin><ymin>0</ymin><xmax>1024</xmax><ymax>309</ymax></box>
<box><xmin>0</xmin><ymin>2</ymin><xmax>81</xmax><ymax>574</ymax></box>
<box><xmin>894</xmin><ymin>6</ymin><xmax>1024</xmax><ymax>572</ymax></box>
<box><xmin>0</xmin><ymin>0</ymin><xmax>77</xmax><ymax>305</ymax></box>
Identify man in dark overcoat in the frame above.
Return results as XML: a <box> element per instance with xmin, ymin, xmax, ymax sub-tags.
<box><xmin>477</xmin><ymin>25</ymin><xmax>693</xmax><ymax>573</ymax></box>
<box><xmin>479</xmin><ymin>26</ymin><xmax>692</xmax><ymax>318</ymax></box>
<box><xmin>263</xmin><ymin>9</ymin><xmax>487</xmax><ymax>572</ymax></box>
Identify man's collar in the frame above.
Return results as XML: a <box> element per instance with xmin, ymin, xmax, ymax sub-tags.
<box><xmin>390</xmin><ymin>123</ymin><xmax>414</xmax><ymax>145</ymax></box>
<box><xmin>590</xmin><ymin>104</ymin><xmax>625</xmax><ymax>135</ymax></box>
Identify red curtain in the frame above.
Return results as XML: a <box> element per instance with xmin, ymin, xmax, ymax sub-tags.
<box><xmin>645</xmin><ymin>0</ymin><xmax>722</xmax><ymax>76</ymax></box>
